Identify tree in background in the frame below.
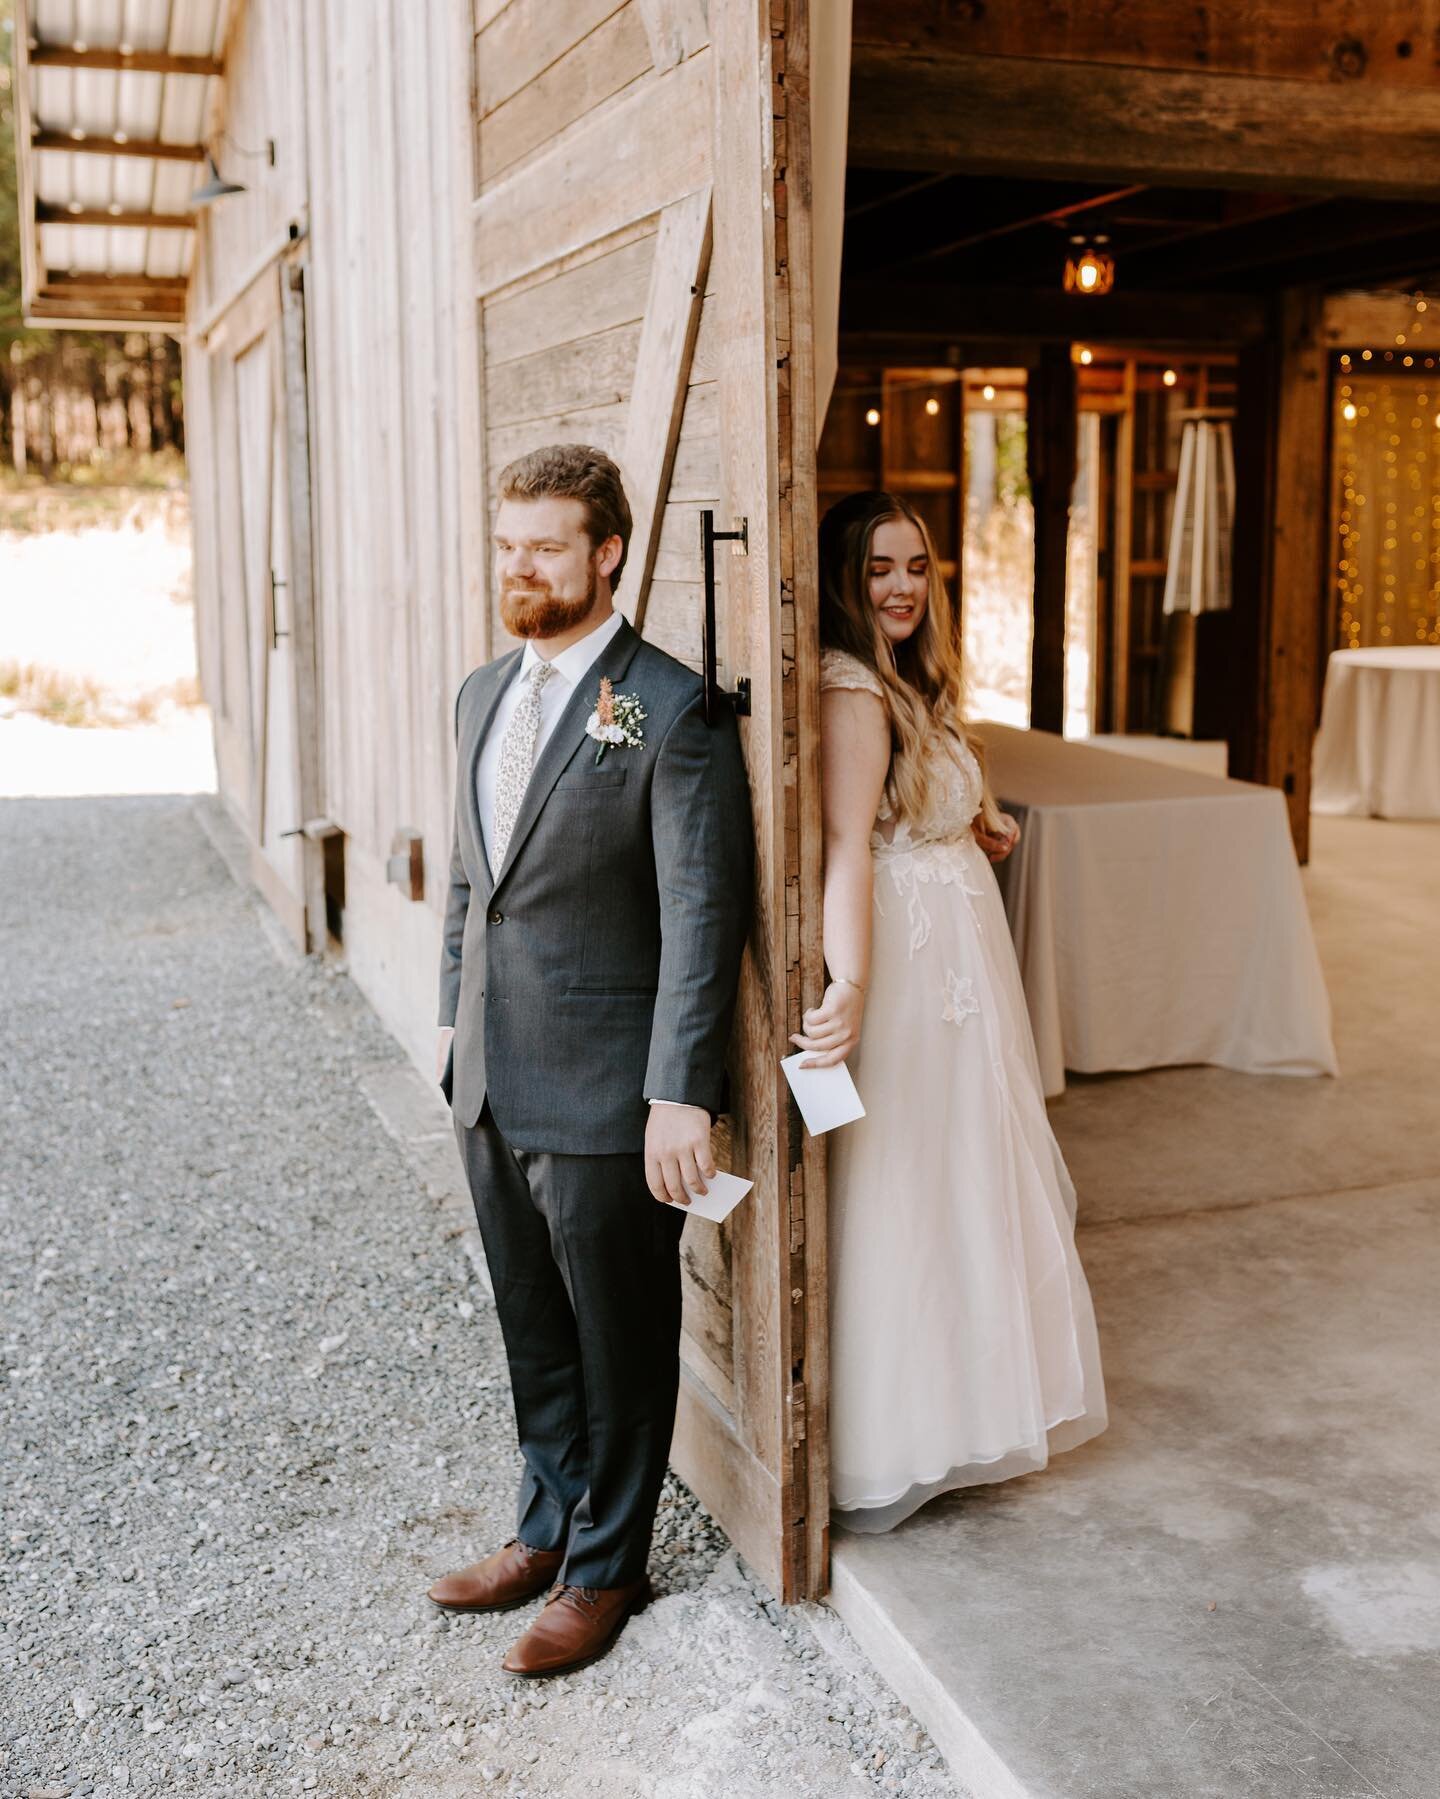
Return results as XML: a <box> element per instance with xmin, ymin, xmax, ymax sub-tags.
<box><xmin>1</xmin><ymin>0</ymin><xmax>184</xmax><ymax>475</ymax></box>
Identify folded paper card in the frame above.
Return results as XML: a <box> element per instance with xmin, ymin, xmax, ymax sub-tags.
<box><xmin>780</xmin><ymin>1053</ymin><xmax>866</xmax><ymax>1136</ymax></box>
<box><xmin>677</xmin><ymin>1169</ymin><xmax>754</xmax><ymax>1224</ymax></box>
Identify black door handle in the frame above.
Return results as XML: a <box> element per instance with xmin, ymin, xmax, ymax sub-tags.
<box><xmin>699</xmin><ymin>509</ymin><xmax>752</xmax><ymax>726</ymax></box>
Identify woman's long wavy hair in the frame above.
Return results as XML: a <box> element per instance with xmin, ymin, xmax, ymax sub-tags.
<box><xmin>818</xmin><ymin>490</ymin><xmax>1001</xmax><ymax>832</ymax></box>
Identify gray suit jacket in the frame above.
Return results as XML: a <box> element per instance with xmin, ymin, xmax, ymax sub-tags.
<box><xmin>438</xmin><ymin>616</ymin><xmax>754</xmax><ymax>1154</ymax></box>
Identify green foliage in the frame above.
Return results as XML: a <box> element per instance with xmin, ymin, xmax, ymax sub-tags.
<box><xmin>995</xmin><ymin>414</ymin><xmax>1032</xmax><ymax>508</ymax></box>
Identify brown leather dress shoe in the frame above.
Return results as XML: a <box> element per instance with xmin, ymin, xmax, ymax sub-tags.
<box><xmin>426</xmin><ymin>1538</ymin><xmax>565</xmax><ymax>1613</ymax></box>
<box><xmin>502</xmin><ymin>1577</ymin><xmax>653</xmax><ymax>1677</ymax></box>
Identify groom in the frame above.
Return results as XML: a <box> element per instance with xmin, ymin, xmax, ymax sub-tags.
<box><xmin>429</xmin><ymin>443</ymin><xmax>753</xmax><ymax>1677</ymax></box>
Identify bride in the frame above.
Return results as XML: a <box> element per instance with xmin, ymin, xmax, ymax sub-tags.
<box><xmin>793</xmin><ymin>490</ymin><xmax>1107</xmax><ymax>1534</ymax></box>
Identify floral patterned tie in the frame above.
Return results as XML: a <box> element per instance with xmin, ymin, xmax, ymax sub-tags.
<box><xmin>491</xmin><ymin>659</ymin><xmax>556</xmax><ymax>869</ymax></box>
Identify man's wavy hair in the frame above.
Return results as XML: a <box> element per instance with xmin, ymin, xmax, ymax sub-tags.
<box><xmin>496</xmin><ymin>443</ymin><xmax>633</xmax><ymax>592</ymax></box>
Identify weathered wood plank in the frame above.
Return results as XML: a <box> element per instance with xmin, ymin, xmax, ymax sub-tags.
<box><xmin>634</xmin><ymin>0</ymin><xmax>709</xmax><ymax>71</ymax></box>
<box><xmin>475</xmin><ymin>0</ymin><xmax>628</xmax><ymax>117</ymax></box>
<box><xmin>637</xmin><ymin>577</ymin><xmax>704</xmax><ymax>666</ymax></box>
<box><xmin>850</xmin><ymin>0</ymin><xmax>1440</xmax><ymax>88</ymax></box>
<box><xmin>1322</xmin><ymin>289</ymin><xmax>1432</xmax><ymax>348</ymax></box>
<box><xmin>623</xmin><ymin>187</ymin><xmax>712</xmax><ymax>626</ymax></box>
<box><xmin>668</xmin><ymin>379</ymin><xmax>721</xmax><ymax>498</ymax></box>
<box><xmin>485</xmin><ymin>399</ymin><xmax>629</xmax><ymax>478</ymax></box>
<box><xmin>848</xmin><ymin>48</ymin><xmax>1440</xmax><ymax>199</ymax></box>
<box><xmin>485</xmin><ymin>319</ymin><xmax>642</xmax><ymax>427</ymax></box>
<box><xmin>778</xmin><ymin>0</ymin><xmax>831</xmax><ymax>1607</ymax></box>
<box><xmin>484</xmin><ymin>230</ymin><xmax>655</xmax><ymax>366</ymax></box>
<box><xmin>472</xmin><ymin>49</ymin><xmax>711</xmax><ymax>296</ymax></box>
<box><xmin>478</xmin><ymin>1</ymin><xmax>653</xmax><ymax>182</ymax></box>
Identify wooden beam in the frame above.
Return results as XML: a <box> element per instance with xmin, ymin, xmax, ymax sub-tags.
<box><xmin>841</xmin><ymin>281</ymin><xmax>1267</xmax><ymax>347</ymax></box>
<box><xmin>848</xmin><ymin>49</ymin><xmax>1440</xmax><ymax>201</ymax></box>
<box><xmin>850</xmin><ymin>0</ymin><xmax>1440</xmax><ymax>91</ymax></box>
<box><xmin>44</xmin><ymin>271</ymin><xmax>189</xmax><ymax>292</ymax></box>
<box><xmin>1027</xmin><ymin>342</ymin><xmax>1076</xmax><ymax>733</ymax></box>
<box><xmin>623</xmin><ymin>187</ymin><xmax>713</xmax><ymax>629</ymax></box>
<box><xmin>27</xmin><ymin>43</ymin><xmax>223</xmax><ymax>78</ymax></box>
<box><xmin>1323</xmin><ymin>289</ymin><xmax>1435</xmax><ymax>350</ymax></box>
<box><xmin>31</xmin><ymin>129</ymin><xmax>206</xmax><ymax>163</ymax></box>
<box><xmin>28</xmin><ymin>299</ymin><xmax>185</xmax><ymax>328</ymax></box>
<box><xmin>1263</xmin><ymin>290</ymin><xmax>1328</xmax><ymax>860</ymax></box>
<box><xmin>13</xmin><ymin>1</ymin><xmax>42</xmax><ymax>316</ymax></box>
<box><xmin>36</xmin><ymin>201</ymin><xmax>194</xmax><ymax>230</ymax></box>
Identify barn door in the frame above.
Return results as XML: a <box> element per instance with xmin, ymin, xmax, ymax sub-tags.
<box><xmin>227</xmin><ymin>266</ymin><xmax>321</xmax><ymax>951</ymax></box>
<box><xmin>470</xmin><ymin>0</ymin><xmax>825</xmax><ymax>1599</ymax></box>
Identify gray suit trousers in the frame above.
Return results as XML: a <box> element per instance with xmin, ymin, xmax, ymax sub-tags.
<box><xmin>455</xmin><ymin>1102</ymin><xmax>687</xmax><ymax>1589</ymax></box>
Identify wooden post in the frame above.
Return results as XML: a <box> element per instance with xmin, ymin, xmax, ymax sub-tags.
<box><xmin>1264</xmin><ymin>288</ymin><xmax>1328</xmax><ymax>861</ymax></box>
<box><xmin>1028</xmin><ymin>342</ymin><xmax>1076</xmax><ymax>733</ymax></box>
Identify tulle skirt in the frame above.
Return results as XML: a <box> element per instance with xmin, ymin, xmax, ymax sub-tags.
<box><xmin>828</xmin><ymin>833</ymin><xmax>1107</xmax><ymax>1533</ymax></box>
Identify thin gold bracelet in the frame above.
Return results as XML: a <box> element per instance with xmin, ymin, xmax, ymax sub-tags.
<box><xmin>830</xmin><ymin>975</ymin><xmax>867</xmax><ymax>995</ymax></box>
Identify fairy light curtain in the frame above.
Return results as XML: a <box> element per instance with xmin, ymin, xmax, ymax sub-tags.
<box><xmin>1334</xmin><ymin>367</ymin><xmax>1440</xmax><ymax>649</ymax></box>
<box><xmin>1162</xmin><ymin>417</ymin><xmax>1235</xmax><ymax>616</ymax></box>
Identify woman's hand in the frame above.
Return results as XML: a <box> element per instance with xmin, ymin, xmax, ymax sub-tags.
<box><xmin>974</xmin><ymin>810</ymin><xmax>1021</xmax><ymax>863</ymax></box>
<box><xmin>789</xmin><ymin>980</ymin><xmax>866</xmax><ymax>1068</ymax></box>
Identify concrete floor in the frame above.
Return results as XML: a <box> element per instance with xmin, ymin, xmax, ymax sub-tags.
<box><xmin>828</xmin><ymin>815</ymin><xmax>1440</xmax><ymax>1799</ymax></box>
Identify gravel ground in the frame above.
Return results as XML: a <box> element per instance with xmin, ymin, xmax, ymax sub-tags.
<box><xmin>0</xmin><ymin>794</ymin><xmax>966</xmax><ymax>1799</ymax></box>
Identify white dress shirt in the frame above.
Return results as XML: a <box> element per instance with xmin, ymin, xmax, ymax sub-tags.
<box><xmin>475</xmin><ymin>606</ymin><xmax>625</xmax><ymax>866</ymax></box>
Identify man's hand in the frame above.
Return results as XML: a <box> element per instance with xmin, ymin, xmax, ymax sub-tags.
<box><xmin>644</xmin><ymin>1103</ymin><xmax>715</xmax><ymax>1207</ymax></box>
<box><xmin>974</xmin><ymin>810</ymin><xmax>1021</xmax><ymax>864</ymax></box>
<box><xmin>435</xmin><ymin>1026</ymin><xmax>455</xmax><ymax>1083</ymax></box>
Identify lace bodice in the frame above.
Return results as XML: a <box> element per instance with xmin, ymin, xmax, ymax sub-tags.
<box><xmin>819</xmin><ymin>648</ymin><xmax>984</xmax><ymax>854</ymax></box>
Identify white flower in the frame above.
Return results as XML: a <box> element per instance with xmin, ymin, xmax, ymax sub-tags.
<box><xmin>941</xmin><ymin>969</ymin><xmax>980</xmax><ymax>1028</ymax></box>
<box><xmin>585</xmin><ymin>678</ymin><xmax>647</xmax><ymax>761</ymax></box>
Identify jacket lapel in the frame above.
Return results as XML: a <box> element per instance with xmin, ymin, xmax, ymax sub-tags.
<box><xmin>463</xmin><ymin>647</ymin><xmax>523</xmax><ymax>890</ymax></box>
<box><xmin>491</xmin><ymin>617</ymin><xmax>642</xmax><ymax>894</ymax></box>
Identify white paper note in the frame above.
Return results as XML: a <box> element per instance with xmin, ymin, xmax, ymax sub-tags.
<box><xmin>676</xmin><ymin>1169</ymin><xmax>754</xmax><ymax>1224</ymax></box>
<box><xmin>780</xmin><ymin>1053</ymin><xmax>866</xmax><ymax>1136</ymax></box>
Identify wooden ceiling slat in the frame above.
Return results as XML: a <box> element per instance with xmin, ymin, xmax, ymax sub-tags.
<box><xmin>28</xmin><ymin>45</ymin><xmax>223</xmax><ymax>78</ymax></box>
<box><xmin>36</xmin><ymin>201</ymin><xmax>194</xmax><ymax>230</ymax></box>
<box><xmin>31</xmin><ymin>130</ymin><xmax>206</xmax><ymax>163</ymax></box>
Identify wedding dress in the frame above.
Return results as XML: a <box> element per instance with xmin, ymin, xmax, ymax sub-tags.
<box><xmin>822</xmin><ymin>648</ymin><xmax>1107</xmax><ymax>1533</ymax></box>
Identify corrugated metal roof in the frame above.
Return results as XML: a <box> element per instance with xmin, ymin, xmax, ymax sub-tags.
<box><xmin>15</xmin><ymin>0</ymin><xmax>230</xmax><ymax>330</ymax></box>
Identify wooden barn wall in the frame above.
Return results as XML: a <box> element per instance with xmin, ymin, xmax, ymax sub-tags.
<box><xmin>473</xmin><ymin>0</ymin><xmax>720</xmax><ymax>669</ymax></box>
<box><xmin>187</xmin><ymin>0</ymin><xmax>482</xmax><ymax>1063</ymax></box>
<box><xmin>297</xmin><ymin>0</ymin><xmax>481</xmax><ymax>1063</ymax></box>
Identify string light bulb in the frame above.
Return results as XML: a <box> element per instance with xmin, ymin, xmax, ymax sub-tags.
<box><xmin>925</xmin><ymin>396</ymin><xmax>940</xmax><ymax>416</ymax></box>
<box><xmin>865</xmin><ymin>407</ymin><xmax>880</xmax><ymax>427</ymax></box>
<box><xmin>1077</xmin><ymin>346</ymin><xmax>1093</xmax><ymax>365</ymax></box>
<box><xmin>1162</xmin><ymin>368</ymin><xmax>1178</xmax><ymax>388</ymax></box>
<box><xmin>1343</xmin><ymin>402</ymin><xmax>1358</xmax><ymax>422</ymax></box>
<box><xmin>981</xmin><ymin>383</ymin><xmax>996</xmax><ymax>402</ymax></box>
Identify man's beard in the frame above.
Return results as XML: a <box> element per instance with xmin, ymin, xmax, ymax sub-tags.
<box><xmin>500</xmin><ymin>561</ymin><xmax>600</xmax><ymax>640</ymax></box>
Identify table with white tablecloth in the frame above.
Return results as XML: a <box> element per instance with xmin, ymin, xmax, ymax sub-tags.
<box><xmin>976</xmin><ymin>724</ymin><xmax>1339</xmax><ymax>1099</ymax></box>
<box><xmin>1311</xmin><ymin>646</ymin><xmax>1440</xmax><ymax>818</ymax></box>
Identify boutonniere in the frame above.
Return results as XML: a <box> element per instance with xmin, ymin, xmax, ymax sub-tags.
<box><xmin>585</xmin><ymin>676</ymin><xmax>647</xmax><ymax>764</ymax></box>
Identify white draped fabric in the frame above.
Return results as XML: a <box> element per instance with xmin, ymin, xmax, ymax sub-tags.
<box><xmin>1311</xmin><ymin>647</ymin><xmax>1440</xmax><ymax>819</ymax></box>
<box><xmin>978</xmin><ymin>724</ymin><xmax>1339</xmax><ymax>1099</ymax></box>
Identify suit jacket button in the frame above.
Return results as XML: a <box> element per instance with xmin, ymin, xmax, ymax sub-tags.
<box><xmin>488</xmin><ymin>909</ymin><xmax>503</xmax><ymax>925</ymax></box>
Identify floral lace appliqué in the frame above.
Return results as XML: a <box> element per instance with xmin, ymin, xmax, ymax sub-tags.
<box><xmin>941</xmin><ymin>969</ymin><xmax>981</xmax><ymax>1028</ymax></box>
<box><xmin>878</xmin><ymin>840</ymin><xmax>986</xmax><ymax>956</ymax></box>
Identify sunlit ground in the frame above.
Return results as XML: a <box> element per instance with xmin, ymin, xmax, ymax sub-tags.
<box><xmin>0</xmin><ymin>481</ymin><xmax>215</xmax><ymax>798</ymax></box>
